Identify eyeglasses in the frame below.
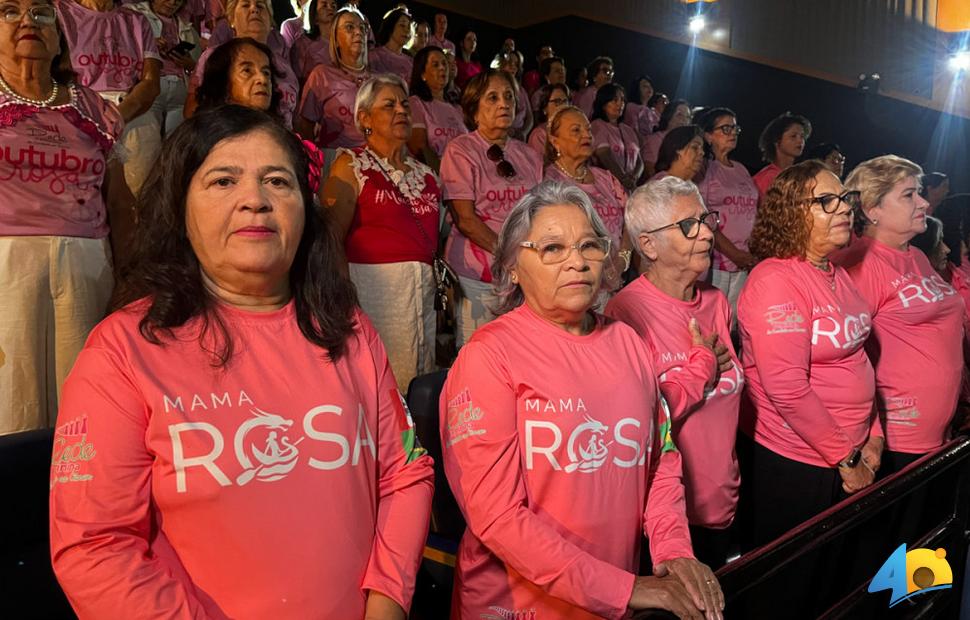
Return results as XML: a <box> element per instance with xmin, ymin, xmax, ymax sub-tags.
<box><xmin>0</xmin><ymin>4</ymin><xmax>56</xmax><ymax>24</ymax></box>
<box><xmin>520</xmin><ymin>236</ymin><xmax>612</xmax><ymax>265</ymax></box>
<box><xmin>486</xmin><ymin>144</ymin><xmax>516</xmax><ymax>179</ymax></box>
<box><xmin>810</xmin><ymin>190</ymin><xmax>860</xmax><ymax>214</ymax></box>
<box><xmin>645</xmin><ymin>211</ymin><xmax>720</xmax><ymax>238</ymax></box>
<box><xmin>713</xmin><ymin>123</ymin><xmax>741</xmax><ymax>136</ymax></box>
<box><xmin>548</xmin><ymin>97</ymin><xmax>569</xmax><ymax>106</ymax></box>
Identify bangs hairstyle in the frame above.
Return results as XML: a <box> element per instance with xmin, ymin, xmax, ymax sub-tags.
<box><xmin>656</xmin><ymin>125</ymin><xmax>702</xmax><ymax>173</ymax></box>
<box><xmin>749</xmin><ymin>159</ymin><xmax>829</xmax><ymax>262</ymax></box>
<box><xmin>196</xmin><ymin>38</ymin><xmax>283</xmax><ymax>118</ymax></box>
<box><xmin>354</xmin><ymin>73</ymin><xmax>408</xmax><ymax>131</ymax></box>
<box><xmin>844</xmin><ymin>154</ymin><xmax>923</xmax><ymax>214</ymax></box>
<box><xmin>544</xmin><ymin>104</ymin><xmax>585</xmax><ymax>165</ymax></box>
<box><xmin>409</xmin><ymin>45</ymin><xmax>445</xmax><ymax>101</ymax></box>
<box><xmin>330</xmin><ymin>6</ymin><xmax>368</xmax><ymax>68</ymax></box>
<box><xmin>590</xmin><ymin>82</ymin><xmax>625</xmax><ymax>123</ymax></box>
<box><xmin>628</xmin><ymin>75</ymin><xmax>654</xmax><ymax>105</ymax></box>
<box><xmin>460</xmin><ymin>69</ymin><xmax>517</xmax><ymax>129</ymax></box>
<box><xmin>491</xmin><ymin>180</ymin><xmax>612</xmax><ymax>315</ymax></box>
<box><xmin>376</xmin><ymin>7</ymin><xmax>410</xmax><ymax>47</ymax></box>
<box><xmin>113</xmin><ymin>105</ymin><xmax>359</xmax><ymax>365</ymax></box>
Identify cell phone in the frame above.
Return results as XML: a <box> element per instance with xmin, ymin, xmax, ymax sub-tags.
<box><xmin>170</xmin><ymin>41</ymin><xmax>196</xmax><ymax>55</ymax></box>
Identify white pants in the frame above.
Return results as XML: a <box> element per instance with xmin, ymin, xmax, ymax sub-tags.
<box><xmin>0</xmin><ymin>236</ymin><xmax>113</xmax><ymax>435</ymax></box>
<box><xmin>711</xmin><ymin>269</ymin><xmax>748</xmax><ymax>330</ymax></box>
<box><xmin>350</xmin><ymin>261</ymin><xmax>436</xmax><ymax>393</ymax></box>
<box><xmin>456</xmin><ymin>276</ymin><xmax>496</xmax><ymax>348</ymax></box>
<box><xmin>121</xmin><ymin>76</ymin><xmax>188</xmax><ymax>194</ymax></box>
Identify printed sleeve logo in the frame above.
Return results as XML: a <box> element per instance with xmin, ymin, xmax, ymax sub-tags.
<box><xmin>446</xmin><ymin>388</ymin><xmax>486</xmax><ymax>446</ymax></box>
<box><xmin>764</xmin><ymin>302</ymin><xmax>806</xmax><ymax>334</ymax></box>
<box><xmin>50</xmin><ymin>415</ymin><xmax>96</xmax><ymax>488</ymax></box>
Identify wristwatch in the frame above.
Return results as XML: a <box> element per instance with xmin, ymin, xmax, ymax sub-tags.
<box><xmin>839</xmin><ymin>448</ymin><xmax>862</xmax><ymax>469</ymax></box>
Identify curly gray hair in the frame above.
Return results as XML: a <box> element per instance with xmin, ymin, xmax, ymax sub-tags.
<box><xmin>354</xmin><ymin>73</ymin><xmax>410</xmax><ymax>132</ymax></box>
<box><xmin>491</xmin><ymin>180</ymin><xmax>612</xmax><ymax>315</ymax></box>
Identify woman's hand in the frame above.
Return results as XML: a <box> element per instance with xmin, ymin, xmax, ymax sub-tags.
<box><xmin>861</xmin><ymin>435</ymin><xmax>885</xmax><ymax>474</ymax></box>
<box><xmin>628</xmin><ymin>575</ymin><xmax>705</xmax><ymax>619</ymax></box>
<box><xmin>839</xmin><ymin>460</ymin><xmax>875</xmax><ymax>494</ymax></box>
<box><xmin>654</xmin><ymin>557</ymin><xmax>725</xmax><ymax>620</ymax></box>
<box><xmin>688</xmin><ymin>319</ymin><xmax>733</xmax><ymax>375</ymax></box>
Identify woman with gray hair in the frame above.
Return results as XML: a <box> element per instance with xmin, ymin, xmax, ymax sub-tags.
<box><xmin>605</xmin><ymin>177</ymin><xmax>740</xmax><ymax>569</ymax></box>
<box><xmin>324</xmin><ymin>74</ymin><xmax>442</xmax><ymax>391</ymax></box>
<box><xmin>440</xmin><ymin>179</ymin><xmax>724</xmax><ymax>620</ymax></box>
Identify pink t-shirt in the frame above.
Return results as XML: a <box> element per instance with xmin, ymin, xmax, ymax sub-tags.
<box><xmin>838</xmin><ymin>237</ymin><xmax>964</xmax><ymax>453</ymax></box>
<box><xmin>50</xmin><ymin>302</ymin><xmax>434</xmax><ymax>619</ymax></box>
<box><xmin>440</xmin><ymin>303</ymin><xmax>694</xmax><ymax>620</ymax></box>
<box><xmin>279</xmin><ymin>16</ymin><xmax>304</xmax><ymax>48</ymax></box>
<box><xmin>642</xmin><ymin>129</ymin><xmax>666</xmax><ymax>166</ymax></box>
<box><xmin>369</xmin><ymin>46</ymin><xmax>414</xmax><ymax>81</ymax></box>
<box><xmin>572</xmin><ymin>85</ymin><xmax>596</xmax><ymax>118</ymax></box>
<box><xmin>606</xmin><ymin>277</ymin><xmax>742</xmax><ymax>529</ymax></box>
<box><xmin>153</xmin><ymin>13</ymin><xmax>186</xmax><ymax>78</ymax></box>
<box><xmin>0</xmin><ymin>86</ymin><xmax>123</xmax><ymax>238</ymax></box>
<box><xmin>544</xmin><ymin>165</ymin><xmax>626</xmax><ymax>245</ymax></box>
<box><xmin>428</xmin><ymin>34</ymin><xmax>455</xmax><ymax>54</ymax></box>
<box><xmin>591</xmin><ymin>119</ymin><xmax>640</xmax><ymax>179</ymax></box>
<box><xmin>753</xmin><ymin>162</ymin><xmax>781</xmax><ymax>199</ymax></box>
<box><xmin>738</xmin><ymin>257</ymin><xmax>877</xmax><ymax>467</ymax></box>
<box><xmin>526</xmin><ymin>124</ymin><xmax>546</xmax><ymax>157</ymax></box>
<box><xmin>512</xmin><ymin>82</ymin><xmax>529</xmax><ymax>135</ymax></box>
<box><xmin>298</xmin><ymin>64</ymin><xmax>369</xmax><ymax>148</ymax></box>
<box><xmin>622</xmin><ymin>101</ymin><xmax>642</xmax><ymax>133</ymax></box>
<box><xmin>408</xmin><ymin>96</ymin><xmax>467</xmax><ymax>157</ymax></box>
<box><xmin>290</xmin><ymin>32</ymin><xmax>331</xmax><ymax>82</ymax></box>
<box><xmin>56</xmin><ymin>0</ymin><xmax>161</xmax><ymax>93</ymax></box>
<box><xmin>439</xmin><ymin>132</ymin><xmax>543</xmax><ymax>282</ymax></box>
<box><xmin>698</xmin><ymin>159</ymin><xmax>759</xmax><ymax>272</ymax></box>
<box><xmin>636</xmin><ymin>106</ymin><xmax>660</xmax><ymax>142</ymax></box>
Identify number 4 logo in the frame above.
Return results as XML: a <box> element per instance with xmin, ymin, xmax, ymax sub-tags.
<box><xmin>868</xmin><ymin>543</ymin><xmax>953</xmax><ymax>608</ymax></box>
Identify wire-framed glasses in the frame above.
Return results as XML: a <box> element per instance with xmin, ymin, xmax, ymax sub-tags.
<box><xmin>520</xmin><ymin>236</ymin><xmax>612</xmax><ymax>265</ymax></box>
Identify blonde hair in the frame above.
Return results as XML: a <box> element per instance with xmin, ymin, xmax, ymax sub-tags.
<box><xmin>845</xmin><ymin>155</ymin><xmax>923</xmax><ymax>214</ymax></box>
<box><xmin>330</xmin><ymin>6</ymin><xmax>369</xmax><ymax>70</ymax></box>
<box><xmin>544</xmin><ymin>104</ymin><xmax>585</xmax><ymax>165</ymax></box>
<box><xmin>225</xmin><ymin>0</ymin><xmax>275</xmax><ymax>29</ymax></box>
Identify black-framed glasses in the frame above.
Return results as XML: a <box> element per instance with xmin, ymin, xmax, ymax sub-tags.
<box><xmin>486</xmin><ymin>143</ymin><xmax>516</xmax><ymax>179</ymax></box>
<box><xmin>645</xmin><ymin>211</ymin><xmax>720</xmax><ymax>238</ymax></box>
<box><xmin>520</xmin><ymin>236</ymin><xmax>612</xmax><ymax>265</ymax></box>
<box><xmin>811</xmin><ymin>190</ymin><xmax>860</xmax><ymax>214</ymax></box>
<box><xmin>548</xmin><ymin>96</ymin><xmax>569</xmax><ymax>106</ymax></box>
<box><xmin>713</xmin><ymin>123</ymin><xmax>741</xmax><ymax>136</ymax></box>
<box><xmin>0</xmin><ymin>4</ymin><xmax>56</xmax><ymax>24</ymax></box>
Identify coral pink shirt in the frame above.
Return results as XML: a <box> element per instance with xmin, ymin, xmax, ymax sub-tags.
<box><xmin>408</xmin><ymin>96</ymin><xmax>467</xmax><ymax>157</ymax></box>
<box><xmin>441</xmin><ymin>304</ymin><xmax>695</xmax><ymax>620</ymax></box>
<box><xmin>369</xmin><ymin>46</ymin><xmax>414</xmax><ymax>81</ymax></box>
<box><xmin>299</xmin><ymin>64</ymin><xmax>369</xmax><ymax>148</ymax></box>
<box><xmin>753</xmin><ymin>162</ymin><xmax>781</xmax><ymax>199</ymax></box>
<box><xmin>738</xmin><ymin>257</ymin><xmax>877</xmax><ymax>467</ymax></box>
<box><xmin>838</xmin><ymin>237</ymin><xmax>964</xmax><ymax>453</ymax></box>
<box><xmin>698</xmin><ymin>159</ymin><xmax>759</xmax><ymax>272</ymax></box>
<box><xmin>341</xmin><ymin>146</ymin><xmax>441</xmax><ymax>265</ymax></box>
<box><xmin>56</xmin><ymin>0</ymin><xmax>160</xmax><ymax>93</ymax></box>
<box><xmin>591</xmin><ymin>119</ymin><xmax>640</xmax><ymax>179</ymax></box>
<box><xmin>0</xmin><ymin>86</ymin><xmax>122</xmax><ymax>238</ymax></box>
<box><xmin>607</xmin><ymin>277</ymin><xmax>741</xmax><ymax>529</ymax></box>
<box><xmin>544</xmin><ymin>165</ymin><xmax>626</xmax><ymax>245</ymax></box>
<box><xmin>290</xmin><ymin>33</ymin><xmax>331</xmax><ymax>83</ymax></box>
<box><xmin>439</xmin><ymin>132</ymin><xmax>543</xmax><ymax>281</ymax></box>
<box><xmin>50</xmin><ymin>302</ymin><xmax>434</xmax><ymax>619</ymax></box>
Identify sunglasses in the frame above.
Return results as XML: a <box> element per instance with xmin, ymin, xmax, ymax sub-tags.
<box><xmin>486</xmin><ymin>144</ymin><xmax>517</xmax><ymax>179</ymax></box>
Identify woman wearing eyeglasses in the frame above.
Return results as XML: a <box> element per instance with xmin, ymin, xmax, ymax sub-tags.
<box><xmin>697</xmin><ymin>108</ymin><xmax>759</xmax><ymax>321</ymax></box>
<box><xmin>440</xmin><ymin>69</ymin><xmax>543</xmax><ymax>346</ymax></box>
<box><xmin>606</xmin><ymin>177</ymin><xmax>740</xmax><ymax>570</ymax></box>
<box><xmin>839</xmin><ymin>156</ymin><xmax>964</xmax><ymax>474</ymax></box>
<box><xmin>0</xmin><ymin>0</ymin><xmax>124</xmax><ymax>434</ymax></box>
<box><xmin>441</xmin><ymin>180</ymin><xmax>724</xmax><ymax>620</ymax></box>
<box><xmin>526</xmin><ymin>82</ymin><xmax>569</xmax><ymax>156</ymax></box>
<box><xmin>295</xmin><ymin>6</ymin><xmax>370</xmax><ymax>149</ymax></box>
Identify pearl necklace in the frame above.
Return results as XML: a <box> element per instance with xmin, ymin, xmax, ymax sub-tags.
<box><xmin>0</xmin><ymin>73</ymin><xmax>58</xmax><ymax>107</ymax></box>
<box><xmin>555</xmin><ymin>160</ymin><xmax>589</xmax><ymax>182</ymax></box>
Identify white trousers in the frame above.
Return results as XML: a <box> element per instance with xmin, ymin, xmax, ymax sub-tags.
<box><xmin>456</xmin><ymin>276</ymin><xmax>497</xmax><ymax>348</ymax></box>
<box><xmin>711</xmin><ymin>269</ymin><xmax>748</xmax><ymax>330</ymax></box>
<box><xmin>121</xmin><ymin>76</ymin><xmax>188</xmax><ymax>194</ymax></box>
<box><xmin>0</xmin><ymin>236</ymin><xmax>113</xmax><ymax>435</ymax></box>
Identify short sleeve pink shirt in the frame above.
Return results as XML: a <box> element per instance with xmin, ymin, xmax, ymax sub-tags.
<box><xmin>439</xmin><ymin>132</ymin><xmax>543</xmax><ymax>281</ymax></box>
<box><xmin>290</xmin><ymin>33</ymin><xmax>331</xmax><ymax>82</ymax></box>
<box><xmin>408</xmin><ymin>96</ymin><xmax>467</xmax><ymax>157</ymax></box>
<box><xmin>544</xmin><ymin>165</ymin><xmax>626</xmax><ymax>245</ymax></box>
<box><xmin>369</xmin><ymin>46</ymin><xmax>413</xmax><ymax>81</ymax></box>
<box><xmin>642</xmin><ymin>130</ymin><xmax>666</xmax><ymax>165</ymax></box>
<box><xmin>0</xmin><ymin>86</ymin><xmax>123</xmax><ymax>238</ymax></box>
<box><xmin>527</xmin><ymin>125</ymin><xmax>547</xmax><ymax>157</ymax></box>
<box><xmin>56</xmin><ymin>0</ymin><xmax>160</xmax><ymax>93</ymax></box>
<box><xmin>698</xmin><ymin>159</ymin><xmax>759</xmax><ymax>272</ymax></box>
<box><xmin>427</xmin><ymin>34</ymin><xmax>455</xmax><ymax>54</ymax></box>
<box><xmin>591</xmin><ymin>119</ymin><xmax>640</xmax><ymax>178</ymax></box>
<box><xmin>572</xmin><ymin>85</ymin><xmax>596</xmax><ymax>118</ymax></box>
<box><xmin>298</xmin><ymin>64</ymin><xmax>369</xmax><ymax>148</ymax></box>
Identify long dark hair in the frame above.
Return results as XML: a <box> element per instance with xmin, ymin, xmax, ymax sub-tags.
<box><xmin>114</xmin><ymin>106</ymin><xmax>359</xmax><ymax>364</ymax></box>
<box><xmin>590</xmin><ymin>82</ymin><xmax>624</xmax><ymax>123</ymax></box>
<box><xmin>657</xmin><ymin>98</ymin><xmax>690</xmax><ymax>131</ymax></box>
<box><xmin>656</xmin><ymin>125</ymin><xmax>702</xmax><ymax>172</ymax></box>
<box><xmin>376</xmin><ymin>7</ymin><xmax>409</xmax><ymax>47</ymax></box>
<box><xmin>409</xmin><ymin>45</ymin><xmax>444</xmax><ymax>101</ymax></box>
<box><xmin>196</xmin><ymin>38</ymin><xmax>283</xmax><ymax>118</ymax></box>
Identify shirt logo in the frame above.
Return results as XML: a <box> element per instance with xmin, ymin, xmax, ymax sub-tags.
<box><xmin>564</xmin><ymin>414</ymin><xmax>613</xmax><ymax>473</ymax></box>
<box><xmin>234</xmin><ymin>408</ymin><xmax>304</xmax><ymax>485</ymax></box>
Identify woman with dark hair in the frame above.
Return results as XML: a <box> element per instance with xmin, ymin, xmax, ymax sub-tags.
<box><xmin>590</xmin><ymin>82</ymin><xmax>642</xmax><ymax>191</ymax></box>
<box><xmin>455</xmin><ymin>28</ymin><xmax>482</xmax><ymax>88</ymax></box>
<box><xmin>528</xmin><ymin>54</ymin><xmax>566</xmax><ymax>111</ymax></box>
<box><xmin>697</xmin><ymin>107</ymin><xmax>758</xmax><ymax>320</ymax></box>
<box><xmin>623</xmin><ymin>75</ymin><xmax>654</xmax><ymax>137</ymax></box>
<box><xmin>195</xmin><ymin>37</ymin><xmax>281</xmax><ymax>117</ymax></box>
<box><xmin>642</xmin><ymin>98</ymin><xmax>690</xmax><ymax>178</ymax></box>
<box><xmin>493</xmin><ymin>50</ymin><xmax>533</xmax><ymax>140</ymax></box>
<box><xmin>802</xmin><ymin>142</ymin><xmax>845</xmax><ymax>178</ymax></box>
<box><xmin>0</xmin><ymin>0</ymin><xmax>124</xmax><ymax>434</ymax></box>
<box><xmin>753</xmin><ymin>111</ymin><xmax>812</xmax><ymax>198</ymax></box>
<box><xmin>288</xmin><ymin>0</ymin><xmax>337</xmax><ymax>83</ymax></box>
<box><xmin>405</xmin><ymin>19</ymin><xmax>429</xmax><ymax>55</ymax></box>
<box><xmin>526</xmin><ymin>82</ymin><xmax>570</xmax><ymax>156</ymax></box>
<box><xmin>369</xmin><ymin>7</ymin><xmax>413</xmax><ymax>81</ymax></box>
<box><xmin>50</xmin><ymin>105</ymin><xmax>434</xmax><ymax>619</ymax></box>
<box><xmin>921</xmin><ymin>171</ymin><xmax>949</xmax><ymax>214</ymax></box>
<box><xmin>572</xmin><ymin>55</ymin><xmax>613</xmax><ymax>118</ymax></box>
<box><xmin>440</xmin><ymin>69</ymin><xmax>543</xmax><ymax>345</ymax></box>
<box><xmin>653</xmin><ymin>125</ymin><xmax>704</xmax><ymax>182</ymax></box>
<box><xmin>407</xmin><ymin>45</ymin><xmax>466</xmax><ymax>171</ymax></box>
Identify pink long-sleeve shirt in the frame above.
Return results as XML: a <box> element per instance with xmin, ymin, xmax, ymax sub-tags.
<box><xmin>440</xmin><ymin>304</ymin><xmax>695</xmax><ymax>620</ymax></box>
<box><xmin>837</xmin><ymin>236</ymin><xmax>964</xmax><ymax>453</ymax></box>
<box><xmin>50</xmin><ymin>301</ymin><xmax>433</xmax><ymax>619</ymax></box>
<box><xmin>606</xmin><ymin>277</ymin><xmax>743</xmax><ymax>529</ymax></box>
<box><xmin>738</xmin><ymin>257</ymin><xmax>877</xmax><ymax>467</ymax></box>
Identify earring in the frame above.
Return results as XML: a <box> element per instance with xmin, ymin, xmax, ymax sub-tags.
<box><xmin>555</xmin><ymin>148</ymin><xmax>561</xmax><ymax>160</ymax></box>
<box><xmin>363</xmin><ymin>127</ymin><xmax>372</xmax><ymax>136</ymax></box>
<box><xmin>870</xmin><ymin>219</ymin><xmax>878</xmax><ymax>225</ymax></box>
<box><xmin>511</xmin><ymin>274</ymin><xmax>518</xmax><ymax>283</ymax></box>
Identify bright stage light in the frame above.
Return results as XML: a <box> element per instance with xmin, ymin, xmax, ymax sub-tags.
<box><xmin>949</xmin><ymin>51</ymin><xmax>970</xmax><ymax>72</ymax></box>
<box><xmin>688</xmin><ymin>16</ymin><xmax>706</xmax><ymax>34</ymax></box>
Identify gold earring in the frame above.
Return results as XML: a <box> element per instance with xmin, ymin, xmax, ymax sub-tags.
<box><xmin>511</xmin><ymin>273</ymin><xmax>518</xmax><ymax>283</ymax></box>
